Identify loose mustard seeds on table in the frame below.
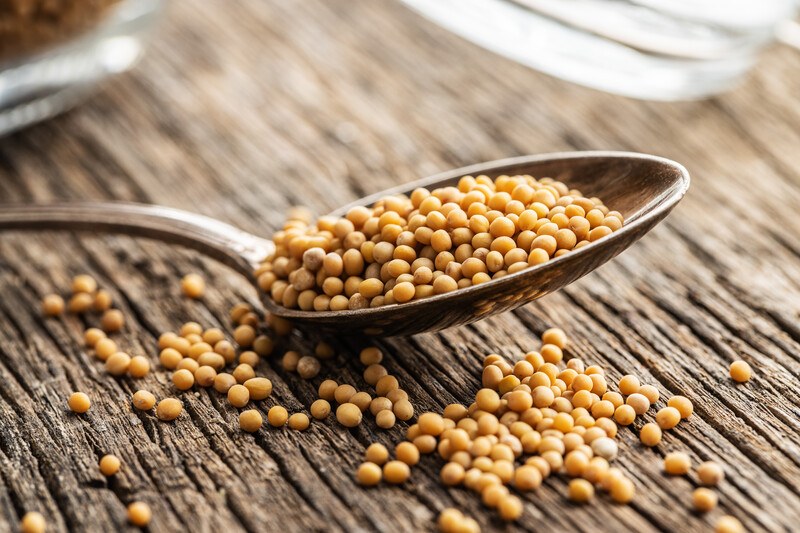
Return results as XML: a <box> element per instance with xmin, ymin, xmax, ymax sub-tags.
<box><xmin>20</xmin><ymin>512</ymin><xmax>46</xmax><ymax>533</ymax></box>
<box><xmin>99</xmin><ymin>454</ymin><xmax>121</xmax><ymax>476</ymax></box>
<box><xmin>68</xmin><ymin>392</ymin><xmax>90</xmax><ymax>413</ymax></box>
<box><xmin>729</xmin><ymin>360</ymin><xmax>752</xmax><ymax>383</ymax></box>
<box><xmin>256</xmin><ymin>174</ymin><xmax>623</xmax><ymax>311</ymax></box>
<box><xmin>127</xmin><ymin>501</ymin><xmax>152</xmax><ymax>527</ymax></box>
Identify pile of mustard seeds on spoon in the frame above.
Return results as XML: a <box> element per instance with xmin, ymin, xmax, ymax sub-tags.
<box><xmin>255</xmin><ymin>174</ymin><xmax>624</xmax><ymax>311</ymax></box>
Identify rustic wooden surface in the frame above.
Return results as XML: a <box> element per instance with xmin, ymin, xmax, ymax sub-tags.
<box><xmin>1</xmin><ymin>1</ymin><xmax>800</xmax><ymax>531</ymax></box>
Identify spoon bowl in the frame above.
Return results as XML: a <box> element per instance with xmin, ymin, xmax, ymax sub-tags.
<box><xmin>0</xmin><ymin>151</ymin><xmax>689</xmax><ymax>337</ymax></box>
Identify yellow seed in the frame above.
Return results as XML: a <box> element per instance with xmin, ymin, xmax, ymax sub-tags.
<box><xmin>105</xmin><ymin>352</ymin><xmax>131</xmax><ymax>376</ymax></box>
<box><xmin>42</xmin><ymin>294</ymin><xmax>65</xmax><ymax>316</ymax></box>
<box><xmin>68</xmin><ymin>392</ymin><xmax>90</xmax><ymax>413</ymax></box>
<box><xmin>176</xmin><ymin>358</ymin><xmax>199</xmax><ymax>373</ymax></box>
<box><xmin>127</xmin><ymin>502</ymin><xmax>151</xmax><ymax>527</ymax></box>
<box><xmin>513</xmin><ymin>465</ymin><xmax>542</xmax><ymax>491</ymax></box>
<box><xmin>288</xmin><ymin>413</ymin><xmax>310</xmax><ymax>430</ymax></box>
<box><xmin>72</xmin><ymin>274</ymin><xmax>97</xmax><ymax>294</ymax></box>
<box><xmin>655</xmin><ymin>406</ymin><xmax>681</xmax><ymax>430</ymax></box>
<box><xmin>100</xmin><ymin>309</ymin><xmax>125</xmax><ymax>333</ymax></box>
<box><xmin>638</xmin><ymin>384</ymin><xmax>659</xmax><ymax>404</ymax></box>
<box><xmin>228</xmin><ymin>385</ymin><xmax>250</xmax><ymax>408</ymax></box>
<box><xmin>132</xmin><ymin>390</ymin><xmax>156</xmax><ymax>411</ymax></box>
<box><xmin>625</xmin><ymin>393</ymin><xmax>650</xmax><ymax>415</ymax></box>
<box><xmin>156</xmin><ymin>398</ymin><xmax>182</xmax><ymax>421</ymax></box>
<box><xmin>336</xmin><ymin>403</ymin><xmax>363</xmax><ymax>427</ymax></box>
<box><xmin>128</xmin><ymin>356</ymin><xmax>150</xmax><ymax>378</ymax></box>
<box><xmin>497</xmin><ymin>494</ymin><xmax>523</xmax><ymax>521</ymax></box>
<box><xmin>181</xmin><ymin>273</ymin><xmax>205</xmax><ymax>299</ymax></box>
<box><xmin>21</xmin><ymin>511</ymin><xmax>46</xmax><ymax>533</ymax></box>
<box><xmin>729</xmin><ymin>360</ymin><xmax>752</xmax><ymax>382</ymax></box>
<box><xmin>396</xmin><ymin>441</ymin><xmax>420</xmax><ymax>465</ymax></box>
<box><xmin>197</xmin><ymin>352</ymin><xmax>225</xmax><ymax>371</ymax></box>
<box><xmin>715</xmin><ymin>516</ymin><xmax>744</xmax><ymax>533</ymax></box>
<box><xmin>693</xmin><ymin>487</ymin><xmax>718</xmax><ymax>512</ymax></box>
<box><xmin>99</xmin><ymin>454</ymin><xmax>121</xmax><ymax>476</ymax></box>
<box><xmin>618</xmin><ymin>374</ymin><xmax>640</xmax><ymax>395</ymax></box>
<box><xmin>568</xmin><ymin>478</ymin><xmax>594</xmax><ymax>503</ymax></box>
<box><xmin>365</xmin><ymin>443</ymin><xmax>390</xmax><ymax>465</ymax></box>
<box><xmin>613</xmin><ymin>404</ymin><xmax>635</xmax><ymax>426</ymax></box>
<box><xmin>609</xmin><ymin>476</ymin><xmax>635</xmax><ymax>503</ymax></box>
<box><xmin>664</xmin><ymin>452</ymin><xmax>691</xmax><ymax>475</ymax></box>
<box><xmin>359</xmin><ymin>347</ymin><xmax>383</xmax><ymax>365</ymax></box>
<box><xmin>84</xmin><ymin>328</ymin><xmax>106</xmax><ymax>347</ymax></box>
<box><xmin>383</xmin><ymin>460</ymin><xmax>410</xmax><ymax>484</ymax></box>
<box><xmin>172</xmin><ymin>369</ymin><xmax>195</xmax><ymax>391</ymax></box>
<box><xmin>232</xmin><ymin>363</ymin><xmax>256</xmax><ymax>384</ymax></box>
<box><xmin>239</xmin><ymin>409</ymin><xmax>263</xmax><ymax>432</ymax></box>
<box><xmin>441</xmin><ymin>462</ymin><xmax>466</xmax><ymax>486</ymax></box>
<box><xmin>310</xmin><ymin>399</ymin><xmax>331</xmax><ymax>420</ymax></box>
<box><xmin>233</xmin><ymin>324</ymin><xmax>256</xmax><ymax>347</ymax></box>
<box><xmin>244</xmin><ymin>377</ymin><xmax>273</xmax><ymax>400</ymax></box>
<box><xmin>297</xmin><ymin>356</ymin><xmax>321</xmax><ymax>379</ymax></box>
<box><xmin>697</xmin><ymin>461</ymin><xmax>725</xmax><ymax>486</ymax></box>
<box><xmin>357</xmin><ymin>462</ymin><xmax>382</xmax><ymax>486</ymax></box>
<box><xmin>94</xmin><ymin>289</ymin><xmax>112</xmax><ymax>311</ymax></box>
<box><xmin>214</xmin><ymin>373</ymin><xmax>237</xmax><ymax>394</ymax></box>
<box><xmin>158</xmin><ymin>347</ymin><xmax>182</xmax><ymax>369</ymax></box>
<box><xmin>640</xmin><ymin>423</ymin><xmax>662</xmax><ymax>447</ymax></box>
<box><xmin>541</xmin><ymin>327</ymin><xmax>567</xmax><ymax>349</ymax></box>
<box><xmin>68</xmin><ymin>292</ymin><xmax>93</xmax><ymax>314</ymax></box>
<box><xmin>194</xmin><ymin>366</ymin><xmax>217</xmax><ymax>387</ymax></box>
<box><xmin>667</xmin><ymin>395</ymin><xmax>693</xmax><ymax>418</ymax></box>
<box><xmin>376</xmin><ymin>409</ymin><xmax>396</xmax><ymax>429</ymax></box>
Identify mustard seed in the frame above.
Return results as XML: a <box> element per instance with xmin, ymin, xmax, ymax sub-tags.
<box><xmin>42</xmin><ymin>294</ymin><xmax>65</xmax><ymax>316</ymax></box>
<box><xmin>68</xmin><ymin>392</ymin><xmax>90</xmax><ymax>413</ymax></box>
<box><xmin>498</xmin><ymin>494</ymin><xmax>523</xmax><ymax>521</ymax></box>
<box><xmin>158</xmin><ymin>348</ymin><xmax>182</xmax><ymax>370</ymax></box>
<box><xmin>240</xmin><ymin>409</ymin><xmax>263</xmax><ymax>432</ymax></box>
<box><xmin>626</xmin><ymin>393</ymin><xmax>650</xmax><ymax>415</ymax></box>
<box><xmin>376</xmin><ymin>409</ymin><xmax>396</xmax><ymax>429</ymax></box>
<box><xmin>393</xmin><ymin>399</ymin><xmax>414</xmax><ymax>421</ymax></box>
<box><xmin>655</xmin><ymin>406</ymin><xmax>681</xmax><ymax>430</ymax></box>
<box><xmin>350</xmin><ymin>392</ymin><xmax>372</xmax><ymax>412</ymax></box>
<box><xmin>668</xmin><ymin>395</ymin><xmax>693</xmax><ymax>419</ymax></box>
<box><xmin>103</xmin><ymin>351</ymin><xmax>131</xmax><ymax>376</ymax></box>
<box><xmin>618</xmin><ymin>374</ymin><xmax>640</xmax><ymax>395</ymax></box>
<box><xmin>716</xmin><ymin>516</ymin><xmax>744</xmax><ymax>533</ymax></box>
<box><xmin>156</xmin><ymin>398</ymin><xmax>182</xmax><ymax>421</ymax></box>
<box><xmin>228</xmin><ymin>385</ymin><xmax>250</xmax><ymax>408</ymax></box>
<box><xmin>244</xmin><ymin>377</ymin><xmax>273</xmax><ymax>400</ymax></box>
<box><xmin>20</xmin><ymin>511</ymin><xmax>46</xmax><ymax>533</ymax></box>
<box><xmin>365</xmin><ymin>443</ymin><xmax>389</xmax><ymax>465</ymax></box>
<box><xmin>232</xmin><ymin>363</ymin><xmax>255</xmax><ymax>384</ymax></box>
<box><xmin>541</xmin><ymin>327</ymin><xmax>567</xmax><ymax>349</ymax></box>
<box><xmin>334</xmin><ymin>384</ymin><xmax>357</xmax><ymax>404</ymax></box>
<box><xmin>127</xmin><ymin>501</ymin><xmax>151</xmax><ymax>527</ymax></box>
<box><xmin>614</xmin><ymin>404</ymin><xmax>636</xmax><ymax>426</ymax></box>
<box><xmin>172</xmin><ymin>369</ymin><xmax>195</xmax><ymax>390</ymax></box>
<box><xmin>233</xmin><ymin>324</ymin><xmax>256</xmax><ymax>347</ymax></box>
<box><xmin>197</xmin><ymin>351</ymin><xmax>225</xmax><ymax>371</ymax></box>
<box><xmin>100</xmin><ymin>309</ymin><xmax>124</xmax><ymax>333</ymax></box>
<box><xmin>71</xmin><ymin>274</ymin><xmax>97</xmax><ymax>294</ymax></box>
<box><xmin>68</xmin><ymin>292</ymin><xmax>93</xmax><ymax>314</ymax></box>
<box><xmin>128</xmin><ymin>355</ymin><xmax>150</xmax><ymax>378</ymax></box>
<box><xmin>253</xmin><ymin>335</ymin><xmax>275</xmax><ymax>356</ymax></box>
<box><xmin>568</xmin><ymin>478</ymin><xmax>594</xmax><ymax>503</ymax></box>
<box><xmin>693</xmin><ymin>487</ymin><xmax>718</xmax><ymax>512</ymax></box>
<box><xmin>337</xmin><ymin>403</ymin><xmax>362</xmax><ymax>427</ymax></box>
<box><xmin>94</xmin><ymin>289</ymin><xmax>112</xmax><ymax>311</ymax></box>
<box><xmin>297</xmin><ymin>356</ymin><xmax>321</xmax><ymax>379</ymax></box>
<box><xmin>664</xmin><ymin>452</ymin><xmax>691</xmax><ymax>475</ymax></box>
<box><xmin>360</xmin><ymin>347</ymin><xmax>383</xmax><ymax>365</ymax></box>
<box><xmin>288</xmin><ymin>413</ymin><xmax>310</xmax><ymax>430</ymax></box>
<box><xmin>132</xmin><ymin>390</ymin><xmax>156</xmax><ymax>411</ymax></box>
<box><xmin>357</xmin><ymin>462</ymin><xmax>382</xmax><ymax>486</ymax></box>
<box><xmin>176</xmin><ymin>358</ymin><xmax>199</xmax><ymax>373</ymax></box>
<box><xmin>383</xmin><ymin>460</ymin><xmax>410</xmax><ymax>484</ymax></box>
<box><xmin>609</xmin><ymin>476</ymin><xmax>635</xmax><ymax>503</ymax></box>
<box><xmin>640</xmin><ymin>423</ymin><xmax>662</xmax><ymax>447</ymax></box>
<box><xmin>194</xmin><ymin>365</ymin><xmax>217</xmax><ymax>387</ymax></box>
<box><xmin>310</xmin><ymin>399</ymin><xmax>331</xmax><ymax>420</ymax></box>
<box><xmin>730</xmin><ymin>360</ymin><xmax>751</xmax><ymax>382</ymax></box>
<box><xmin>99</xmin><ymin>454</ymin><xmax>121</xmax><ymax>476</ymax></box>
<box><xmin>214</xmin><ymin>373</ymin><xmax>237</xmax><ymax>394</ymax></box>
<box><xmin>363</xmin><ymin>364</ymin><xmax>388</xmax><ymax>386</ymax></box>
<box><xmin>638</xmin><ymin>384</ymin><xmax>659</xmax><ymax>404</ymax></box>
<box><xmin>84</xmin><ymin>327</ymin><xmax>106</xmax><ymax>347</ymax></box>
<box><xmin>697</xmin><ymin>461</ymin><xmax>725</xmax><ymax>486</ymax></box>
<box><xmin>318</xmin><ymin>379</ymin><xmax>338</xmax><ymax>401</ymax></box>
<box><xmin>268</xmin><ymin>406</ymin><xmax>289</xmax><ymax>427</ymax></box>
<box><xmin>513</xmin><ymin>465</ymin><xmax>542</xmax><ymax>491</ymax></box>
<box><xmin>181</xmin><ymin>273</ymin><xmax>205</xmax><ymax>299</ymax></box>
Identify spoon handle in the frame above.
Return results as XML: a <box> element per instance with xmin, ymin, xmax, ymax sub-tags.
<box><xmin>0</xmin><ymin>202</ymin><xmax>274</xmax><ymax>278</ymax></box>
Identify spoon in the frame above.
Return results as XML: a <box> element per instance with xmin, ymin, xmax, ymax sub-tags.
<box><xmin>0</xmin><ymin>151</ymin><xmax>689</xmax><ymax>336</ymax></box>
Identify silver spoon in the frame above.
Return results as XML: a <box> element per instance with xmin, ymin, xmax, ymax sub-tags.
<box><xmin>0</xmin><ymin>151</ymin><xmax>689</xmax><ymax>336</ymax></box>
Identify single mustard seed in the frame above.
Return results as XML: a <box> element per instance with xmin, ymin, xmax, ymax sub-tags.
<box><xmin>99</xmin><ymin>454</ymin><xmax>121</xmax><ymax>476</ymax></box>
<box><xmin>396</xmin><ymin>441</ymin><xmax>420</xmax><ymax>466</ymax></box>
<box><xmin>159</xmin><ymin>347</ymin><xmax>182</xmax><ymax>369</ymax></box>
<box><xmin>360</xmin><ymin>346</ymin><xmax>383</xmax><ymax>366</ymax></box>
<box><xmin>541</xmin><ymin>327</ymin><xmax>567</xmax><ymax>349</ymax></box>
<box><xmin>132</xmin><ymin>390</ymin><xmax>156</xmax><ymax>411</ymax></box>
<box><xmin>214</xmin><ymin>373</ymin><xmax>237</xmax><ymax>394</ymax></box>
<box><xmin>156</xmin><ymin>398</ymin><xmax>182</xmax><ymax>421</ymax></box>
<box><xmin>697</xmin><ymin>461</ymin><xmax>725</xmax><ymax>486</ymax></box>
<box><xmin>72</xmin><ymin>274</ymin><xmax>97</xmax><ymax>294</ymax></box>
<box><xmin>568</xmin><ymin>478</ymin><xmax>594</xmax><ymax>503</ymax></box>
<box><xmin>194</xmin><ymin>366</ymin><xmax>217</xmax><ymax>387</ymax></box>
<box><xmin>68</xmin><ymin>292</ymin><xmax>93</xmax><ymax>314</ymax></box>
<box><xmin>234</xmin><ymin>324</ymin><xmax>256</xmax><ymax>347</ymax></box>
<box><xmin>655</xmin><ymin>406</ymin><xmax>681</xmax><ymax>430</ymax></box>
<box><xmin>716</xmin><ymin>516</ymin><xmax>744</xmax><ymax>533</ymax></box>
<box><xmin>42</xmin><ymin>294</ymin><xmax>65</xmax><ymax>316</ymax></box>
<box><xmin>181</xmin><ymin>273</ymin><xmax>205</xmax><ymax>299</ymax></box>
<box><xmin>233</xmin><ymin>363</ymin><xmax>256</xmax><ymax>384</ymax></box>
<box><xmin>609</xmin><ymin>476</ymin><xmax>635</xmax><ymax>504</ymax></box>
<box><xmin>128</xmin><ymin>356</ymin><xmax>150</xmax><ymax>378</ymax></box>
<box><xmin>729</xmin><ymin>360</ymin><xmax>752</xmax><ymax>383</ymax></box>
<box><xmin>105</xmin><ymin>351</ymin><xmax>131</xmax><ymax>376</ymax></box>
<box><xmin>84</xmin><ymin>327</ymin><xmax>106</xmax><ymax>347</ymax></box>
<box><xmin>383</xmin><ymin>460</ymin><xmax>410</xmax><ymax>484</ymax></box>
<box><xmin>376</xmin><ymin>409</ymin><xmax>396</xmax><ymax>429</ymax></box>
<box><xmin>640</xmin><ymin>423</ymin><xmax>662</xmax><ymax>447</ymax></box>
<box><xmin>20</xmin><ymin>512</ymin><xmax>46</xmax><ymax>533</ymax></box>
<box><xmin>614</xmin><ymin>404</ymin><xmax>636</xmax><ymax>426</ymax></box>
<box><xmin>100</xmin><ymin>309</ymin><xmax>124</xmax><ymax>333</ymax></box>
<box><xmin>498</xmin><ymin>494</ymin><xmax>523</xmax><ymax>521</ymax></box>
<box><xmin>239</xmin><ymin>409</ymin><xmax>263</xmax><ymax>432</ymax></box>
<box><xmin>176</xmin><ymin>358</ymin><xmax>199</xmax><ymax>373</ymax></box>
<box><xmin>618</xmin><ymin>374</ymin><xmax>640</xmax><ymax>395</ymax></box>
<box><xmin>337</xmin><ymin>403</ymin><xmax>363</xmax><ymax>427</ymax></box>
<box><xmin>239</xmin><ymin>351</ymin><xmax>260</xmax><ymax>367</ymax></box>
<box><xmin>393</xmin><ymin>399</ymin><xmax>414</xmax><ymax>421</ymax></box>
<box><xmin>667</xmin><ymin>395</ymin><xmax>693</xmax><ymax>419</ymax></box>
<box><xmin>693</xmin><ymin>487</ymin><xmax>718</xmax><ymax>512</ymax></box>
<box><xmin>127</xmin><ymin>501</ymin><xmax>152</xmax><ymax>527</ymax></box>
<box><xmin>288</xmin><ymin>413</ymin><xmax>310</xmax><ymax>431</ymax></box>
<box><xmin>638</xmin><ymin>384</ymin><xmax>659</xmax><ymax>404</ymax></box>
<box><xmin>172</xmin><ymin>369</ymin><xmax>195</xmax><ymax>391</ymax></box>
<box><xmin>334</xmin><ymin>384</ymin><xmax>357</xmax><ymax>404</ymax></box>
<box><xmin>310</xmin><ymin>399</ymin><xmax>331</xmax><ymax>420</ymax></box>
<box><xmin>268</xmin><ymin>405</ymin><xmax>289</xmax><ymax>427</ymax></box>
<box><xmin>664</xmin><ymin>452</ymin><xmax>691</xmax><ymax>475</ymax></box>
<box><xmin>244</xmin><ymin>377</ymin><xmax>273</xmax><ymax>400</ymax></box>
<box><xmin>228</xmin><ymin>385</ymin><xmax>250</xmax><ymax>408</ymax></box>
<box><xmin>625</xmin><ymin>393</ymin><xmax>650</xmax><ymax>415</ymax></box>
<box><xmin>95</xmin><ymin>338</ymin><xmax>118</xmax><ymax>361</ymax></box>
<box><xmin>357</xmin><ymin>462</ymin><xmax>382</xmax><ymax>486</ymax></box>
<box><xmin>68</xmin><ymin>392</ymin><xmax>90</xmax><ymax>413</ymax></box>
<box><xmin>94</xmin><ymin>289</ymin><xmax>112</xmax><ymax>311</ymax></box>
<box><xmin>297</xmin><ymin>356</ymin><xmax>321</xmax><ymax>379</ymax></box>
<box><xmin>365</xmin><ymin>443</ymin><xmax>390</xmax><ymax>465</ymax></box>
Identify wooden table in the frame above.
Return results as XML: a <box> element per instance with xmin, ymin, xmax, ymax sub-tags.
<box><xmin>2</xmin><ymin>1</ymin><xmax>799</xmax><ymax>531</ymax></box>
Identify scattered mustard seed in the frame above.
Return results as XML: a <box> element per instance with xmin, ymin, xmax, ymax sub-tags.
<box><xmin>172</xmin><ymin>369</ymin><xmax>195</xmax><ymax>391</ymax></box>
<box><xmin>268</xmin><ymin>406</ymin><xmax>289</xmax><ymax>427</ymax></box>
<box><xmin>568</xmin><ymin>478</ymin><xmax>594</xmax><ymax>503</ymax></box>
<box><xmin>357</xmin><ymin>462</ymin><xmax>382</xmax><ymax>486</ymax></box>
<box><xmin>156</xmin><ymin>398</ymin><xmax>182</xmax><ymax>421</ymax></box>
<box><xmin>84</xmin><ymin>327</ymin><xmax>106</xmax><ymax>347</ymax></box>
<box><xmin>716</xmin><ymin>516</ymin><xmax>744</xmax><ymax>533</ymax></box>
<box><xmin>93</xmin><ymin>289</ymin><xmax>112</xmax><ymax>311</ymax></box>
<box><xmin>664</xmin><ymin>452</ymin><xmax>691</xmax><ymax>475</ymax></box>
<box><xmin>697</xmin><ymin>461</ymin><xmax>725</xmax><ymax>486</ymax></box>
<box><xmin>181</xmin><ymin>273</ymin><xmax>205</xmax><ymax>299</ymax></box>
<box><xmin>42</xmin><ymin>294</ymin><xmax>65</xmax><ymax>317</ymax></box>
<box><xmin>667</xmin><ymin>395</ymin><xmax>693</xmax><ymax>419</ymax></box>
<box><xmin>655</xmin><ymin>407</ymin><xmax>681</xmax><ymax>430</ymax></box>
<box><xmin>100</xmin><ymin>309</ymin><xmax>124</xmax><ymax>333</ymax></box>
<box><xmin>194</xmin><ymin>365</ymin><xmax>217</xmax><ymax>387</ymax></box>
<box><xmin>68</xmin><ymin>392</ymin><xmax>90</xmax><ymax>413</ymax></box>
<box><xmin>105</xmin><ymin>351</ymin><xmax>131</xmax><ymax>376</ymax></box>
<box><xmin>214</xmin><ymin>373</ymin><xmax>237</xmax><ymax>394</ymax></box>
<box><xmin>640</xmin><ymin>423</ymin><xmax>662</xmax><ymax>447</ymax></box>
<box><xmin>228</xmin><ymin>384</ymin><xmax>250</xmax><ymax>408</ymax></box>
<box><xmin>310</xmin><ymin>399</ymin><xmax>331</xmax><ymax>420</ymax></box>
<box><xmin>244</xmin><ymin>377</ymin><xmax>273</xmax><ymax>400</ymax></box>
<box><xmin>99</xmin><ymin>454</ymin><xmax>121</xmax><ymax>476</ymax></box>
<box><xmin>336</xmin><ymin>403</ymin><xmax>362</xmax><ymax>428</ymax></box>
<box><xmin>127</xmin><ymin>501</ymin><xmax>151</xmax><ymax>527</ymax></box>
<box><xmin>729</xmin><ymin>360</ymin><xmax>752</xmax><ymax>383</ymax></box>
<box><xmin>128</xmin><ymin>356</ymin><xmax>150</xmax><ymax>378</ymax></box>
<box><xmin>72</xmin><ymin>274</ymin><xmax>97</xmax><ymax>294</ymax></box>
<box><xmin>240</xmin><ymin>409</ymin><xmax>263</xmax><ymax>432</ymax></box>
<box><xmin>692</xmin><ymin>487</ymin><xmax>718</xmax><ymax>512</ymax></box>
<box><xmin>288</xmin><ymin>413</ymin><xmax>310</xmax><ymax>431</ymax></box>
<box><xmin>383</xmin><ymin>460</ymin><xmax>410</xmax><ymax>484</ymax></box>
<box><xmin>20</xmin><ymin>512</ymin><xmax>46</xmax><ymax>533</ymax></box>
<box><xmin>68</xmin><ymin>292</ymin><xmax>94</xmax><ymax>314</ymax></box>
<box><xmin>132</xmin><ymin>390</ymin><xmax>156</xmax><ymax>411</ymax></box>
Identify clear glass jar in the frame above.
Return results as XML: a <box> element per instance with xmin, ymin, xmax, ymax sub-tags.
<box><xmin>401</xmin><ymin>0</ymin><xmax>798</xmax><ymax>101</ymax></box>
<box><xmin>0</xmin><ymin>0</ymin><xmax>164</xmax><ymax>135</ymax></box>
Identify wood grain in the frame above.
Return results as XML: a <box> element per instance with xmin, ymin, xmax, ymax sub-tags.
<box><xmin>1</xmin><ymin>0</ymin><xmax>800</xmax><ymax>531</ymax></box>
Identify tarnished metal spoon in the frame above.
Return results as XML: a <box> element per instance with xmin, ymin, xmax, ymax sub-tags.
<box><xmin>0</xmin><ymin>151</ymin><xmax>689</xmax><ymax>336</ymax></box>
